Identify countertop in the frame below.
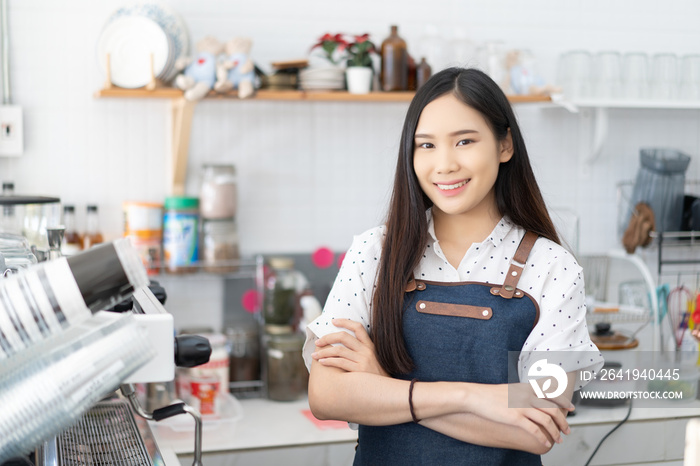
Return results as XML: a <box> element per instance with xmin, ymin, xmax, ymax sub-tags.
<box><xmin>151</xmin><ymin>398</ymin><xmax>357</xmax><ymax>455</ymax></box>
<box><xmin>152</xmin><ymin>396</ymin><xmax>700</xmax><ymax>461</ymax></box>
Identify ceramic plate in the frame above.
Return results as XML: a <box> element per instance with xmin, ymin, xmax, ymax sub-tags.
<box><xmin>106</xmin><ymin>1</ymin><xmax>191</xmax><ymax>83</ymax></box>
<box><xmin>97</xmin><ymin>16</ymin><xmax>171</xmax><ymax>88</ymax></box>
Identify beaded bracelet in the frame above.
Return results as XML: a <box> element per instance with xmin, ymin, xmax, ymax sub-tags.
<box><xmin>409</xmin><ymin>378</ymin><xmax>421</xmax><ymax>423</ymax></box>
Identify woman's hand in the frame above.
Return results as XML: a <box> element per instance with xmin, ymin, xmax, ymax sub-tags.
<box><xmin>311</xmin><ymin>318</ymin><xmax>389</xmax><ymax>377</ymax></box>
<box><xmin>455</xmin><ymin>381</ymin><xmax>574</xmax><ymax>447</ymax></box>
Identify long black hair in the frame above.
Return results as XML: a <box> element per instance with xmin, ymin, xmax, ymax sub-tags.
<box><xmin>372</xmin><ymin>67</ymin><xmax>560</xmax><ymax>375</ymax></box>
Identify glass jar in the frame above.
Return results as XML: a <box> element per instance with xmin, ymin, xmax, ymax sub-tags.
<box><xmin>263</xmin><ymin>257</ymin><xmax>306</xmax><ymax>327</ymax></box>
<box><xmin>163</xmin><ymin>196</ymin><xmax>199</xmax><ymax>274</ymax></box>
<box><xmin>264</xmin><ymin>328</ymin><xmax>307</xmax><ymax>401</ymax></box>
<box><xmin>202</xmin><ymin>219</ymin><xmax>240</xmax><ymax>273</ymax></box>
<box><xmin>200</xmin><ymin>164</ymin><xmax>237</xmax><ymax>220</ymax></box>
<box><xmin>225</xmin><ymin>325</ymin><xmax>260</xmax><ymax>383</ymax></box>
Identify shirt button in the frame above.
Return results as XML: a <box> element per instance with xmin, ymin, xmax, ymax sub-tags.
<box><xmin>482</xmin><ymin>310</ymin><xmax>489</xmax><ymax>316</ymax></box>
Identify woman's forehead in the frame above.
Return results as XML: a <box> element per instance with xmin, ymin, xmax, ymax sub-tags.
<box><xmin>415</xmin><ymin>94</ymin><xmax>489</xmax><ymax>136</ymax></box>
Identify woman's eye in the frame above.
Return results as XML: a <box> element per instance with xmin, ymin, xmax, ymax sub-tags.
<box><xmin>417</xmin><ymin>142</ymin><xmax>434</xmax><ymax>149</ymax></box>
<box><xmin>457</xmin><ymin>139</ymin><xmax>474</xmax><ymax>146</ymax></box>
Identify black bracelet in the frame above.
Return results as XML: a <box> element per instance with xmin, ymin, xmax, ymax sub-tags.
<box><xmin>409</xmin><ymin>378</ymin><xmax>421</xmax><ymax>423</ymax></box>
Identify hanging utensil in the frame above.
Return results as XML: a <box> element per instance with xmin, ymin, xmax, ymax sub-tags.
<box><xmin>667</xmin><ymin>284</ymin><xmax>692</xmax><ymax>350</ymax></box>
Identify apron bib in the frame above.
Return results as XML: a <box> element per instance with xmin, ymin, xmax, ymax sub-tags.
<box><xmin>355</xmin><ymin>232</ymin><xmax>543</xmax><ymax>466</ymax></box>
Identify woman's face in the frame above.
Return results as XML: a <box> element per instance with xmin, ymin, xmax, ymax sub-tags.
<box><xmin>413</xmin><ymin>93</ymin><xmax>513</xmax><ymax>219</ymax></box>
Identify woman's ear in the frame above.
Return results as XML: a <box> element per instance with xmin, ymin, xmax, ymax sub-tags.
<box><xmin>499</xmin><ymin>128</ymin><xmax>514</xmax><ymax>163</ymax></box>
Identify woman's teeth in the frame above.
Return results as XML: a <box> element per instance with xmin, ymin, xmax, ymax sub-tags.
<box><xmin>437</xmin><ymin>180</ymin><xmax>467</xmax><ymax>190</ymax></box>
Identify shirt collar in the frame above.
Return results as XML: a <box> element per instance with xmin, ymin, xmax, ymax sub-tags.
<box><xmin>426</xmin><ymin>208</ymin><xmax>514</xmax><ymax>248</ymax></box>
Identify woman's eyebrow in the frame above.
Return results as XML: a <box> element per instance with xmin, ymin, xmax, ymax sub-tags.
<box><xmin>414</xmin><ymin>129</ymin><xmax>479</xmax><ymax>139</ymax></box>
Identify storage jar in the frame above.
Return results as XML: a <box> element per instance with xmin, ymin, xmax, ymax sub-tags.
<box><xmin>163</xmin><ymin>196</ymin><xmax>199</xmax><ymax>274</ymax></box>
<box><xmin>200</xmin><ymin>164</ymin><xmax>237</xmax><ymax>220</ymax></box>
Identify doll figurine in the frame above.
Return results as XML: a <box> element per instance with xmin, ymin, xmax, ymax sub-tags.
<box><xmin>214</xmin><ymin>37</ymin><xmax>256</xmax><ymax>99</ymax></box>
<box><xmin>174</xmin><ymin>36</ymin><xmax>224</xmax><ymax>101</ymax></box>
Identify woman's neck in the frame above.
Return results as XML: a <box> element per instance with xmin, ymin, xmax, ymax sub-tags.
<box><xmin>432</xmin><ymin>205</ymin><xmax>502</xmax><ymax>268</ymax></box>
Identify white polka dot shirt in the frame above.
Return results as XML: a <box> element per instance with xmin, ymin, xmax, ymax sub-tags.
<box><xmin>303</xmin><ymin>211</ymin><xmax>604</xmax><ymax>389</ymax></box>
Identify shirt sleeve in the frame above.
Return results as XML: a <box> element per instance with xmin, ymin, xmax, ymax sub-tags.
<box><xmin>302</xmin><ymin>226</ymin><xmax>383</xmax><ymax>371</ymax></box>
<box><xmin>518</xmin><ymin>254</ymin><xmax>604</xmax><ymax>390</ymax></box>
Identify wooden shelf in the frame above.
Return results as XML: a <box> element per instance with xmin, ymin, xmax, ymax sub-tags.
<box><xmin>94</xmin><ymin>87</ymin><xmax>552</xmax><ymax>104</ymax></box>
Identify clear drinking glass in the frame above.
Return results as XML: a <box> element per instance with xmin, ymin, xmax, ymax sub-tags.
<box><xmin>679</xmin><ymin>54</ymin><xmax>700</xmax><ymax>100</ymax></box>
<box><xmin>592</xmin><ymin>51</ymin><xmax>622</xmax><ymax>99</ymax></box>
<box><xmin>649</xmin><ymin>53</ymin><xmax>678</xmax><ymax>100</ymax></box>
<box><xmin>622</xmin><ymin>52</ymin><xmax>649</xmax><ymax>100</ymax></box>
<box><xmin>557</xmin><ymin>50</ymin><xmax>592</xmax><ymax>99</ymax></box>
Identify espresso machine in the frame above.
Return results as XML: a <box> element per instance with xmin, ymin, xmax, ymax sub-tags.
<box><xmin>0</xmin><ymin>232</ymin><xmax>211</xmax><ymax>465</ymax></box>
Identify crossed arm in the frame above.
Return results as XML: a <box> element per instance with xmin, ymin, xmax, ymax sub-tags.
<box><xmin>308</xmin><ymin>319</ymin><xmax>576</xmax><ymax>455</ymax></box>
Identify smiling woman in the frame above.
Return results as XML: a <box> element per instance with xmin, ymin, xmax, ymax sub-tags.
<box><xmin>303</xmin><ymin>68</ymin><xmax>604</xmax><ymax>466</ymax></box>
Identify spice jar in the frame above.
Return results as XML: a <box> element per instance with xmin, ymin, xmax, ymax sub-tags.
<box><xmin>263</xmin><ymin>257</ymin><xmax>306</xmax><ymax>327</ymax></box>
<box><xmin>264</xmin><ymin>328</ymin><xmax>308</xmax><ymax>401</ymax></box>
<box><xmin>202</xmin><ymin>219</ymin><xmax>240</xmax><ymax>273</ymax></box>
<box><xmin>163</xmin><ymin>196</ymin><xmax>199</xmax><ymax>274</ymax></box>
<box><xmin>200</xmin><ymin>164</ymin><xmax>237</xmax><ymax>220</ymax></box>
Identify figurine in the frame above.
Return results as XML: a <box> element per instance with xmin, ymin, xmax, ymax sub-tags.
<box><xmin>214</xmin><ymin>37</ymin><xmax>256</xmax><ymax>99</ymax></box>
<box><xmin>174</xmin><ymin>36</ymin><xmax>224</xmax><ymax>101</ymax></box>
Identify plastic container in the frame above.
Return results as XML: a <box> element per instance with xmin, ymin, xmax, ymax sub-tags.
<box><xmin>264</xmin><ymin>329</ymin><xmax>308</xmax><ymax>401</ymax></box>
<box><xmin>200</xmin><ymin>164</ymin><xmax>237</xmax><ymax>220</ymax></box>
<box><xmin>123</xmin><ymin>201</ymin><xmax>163</xmax><ymax>275</ymax></box>
<box><xmin>629</xmin><ymin>148</ymin><xmax>691</xmax><ymax>232</ymax></box>
<box><xmin>163</xmin><ymin>196</ymin><xmax>199</xmax><ymax>274</ymax></box>
<box><xmin>202</xmin><ymin>219</ymin><xmax>240</xmax><ymax>273</ymax></box>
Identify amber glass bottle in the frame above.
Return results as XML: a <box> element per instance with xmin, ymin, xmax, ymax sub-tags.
<box><xmin>81</xmin><ymin>205</ymin><xmax>104</xmax><ymax>249</ymax></box>
<box><xmin>380</xmin><ymin>25</ymin><xmax>408</xmax><ymax>91</ymax></box>
<box><xmin>416</xmin><ymin>57</ymin><xmax>432</xmax><ymax>90</ymax></box>
<box><xmin>62</xmin><ymin>205</ymin><xmax>82</xmax><ymax>255</ymax></box>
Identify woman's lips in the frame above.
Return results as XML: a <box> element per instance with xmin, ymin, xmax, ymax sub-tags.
<box><xmin>435</xmin><ymin>179</ymin><xmax>468</xmax><ymax>196</ymax></box>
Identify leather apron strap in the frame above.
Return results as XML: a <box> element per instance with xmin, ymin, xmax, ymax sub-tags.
<box><xmin>496</xmin><ymin>231</ymin><xmax>539</xmax><ymax>299</ymax></box>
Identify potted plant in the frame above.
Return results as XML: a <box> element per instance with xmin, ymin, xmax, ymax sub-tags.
<box><xmin>310</xmin><ymin>33</ymin><xmax>349</xmax><ymax>67</ymax></box>
<box><xmin>345</xmin><ymin>34</ymin><xmax>376</xmax><ymax>94</ymax></box>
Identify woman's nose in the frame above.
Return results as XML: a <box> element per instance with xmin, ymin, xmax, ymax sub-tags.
<box><xmin>435</xmin><ymin>148</ymin><xmax>459</xmax><ymax>174</ymax></box>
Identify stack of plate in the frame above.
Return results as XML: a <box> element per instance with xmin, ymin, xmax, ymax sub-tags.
<box><xmin>97</xmin><ymin>1</ymin><xmax>190</xmax><ymax>89</ymax></box>
<box><xmin>299</xmin><ymin>66</ymin><xmax>346</xmax><ymax>91</ymax></box>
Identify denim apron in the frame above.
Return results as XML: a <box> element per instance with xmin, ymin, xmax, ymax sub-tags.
<box><xmin>354</xmin><ymin>232</ymin><xmax>542</xmax><ymax>466</ymax></box>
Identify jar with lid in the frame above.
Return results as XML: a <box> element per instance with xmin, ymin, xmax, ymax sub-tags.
<box><xmin>200</xmin><ymin>164</ymin><xmax>237</xmax><ymax>220</ymax></box>
<box><xmin>202</xmin><ymin>219</ymin><xmax>240</xmax><ymax>273</ymax></box>
<box><xmin>264</xmin><ymin>327</ymin><xmax>308</xmax><ymax>401</ymax></box>
<box><xmin>163</xmin><ymin>196</ymin><xmax>199</xmax><ymax>274</ymax></box>
<box><xmin>263</xmin><ymin>257</ymin><xmax>307</xmax><ymax>327</ymax></box>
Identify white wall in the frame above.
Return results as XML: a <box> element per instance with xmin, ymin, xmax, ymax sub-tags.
<box><xmin>3</xmin><ymin>0</ymin><xmax>700</xmax><ymax>256</ymax></box>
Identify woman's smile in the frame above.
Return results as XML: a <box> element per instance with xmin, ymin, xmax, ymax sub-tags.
<box><xmin>435</xmin><ymin>179</ymin><xmax>469</xmax><ymax>196</ymax></box>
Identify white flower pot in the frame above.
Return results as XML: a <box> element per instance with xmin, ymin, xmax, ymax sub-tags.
<box><xmin>346</xmin><ymin>66</ymin><xmax>373</xmax><ymax>94</ymax></box>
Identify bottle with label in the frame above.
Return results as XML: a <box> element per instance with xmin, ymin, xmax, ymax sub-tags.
<box><xmin>62</xmin><ymin>205</ymin><xmax>82</xmax><ymax>256</ymax></box>
<box><xmin>81</xmin><ymin>205</ymin><xmax>104</xmax><ymax>249</ymax></box>
<box><xmin>380</xmin><ymin>25</ymin><xmax>408</xmax><ymax>91</ymax></box>
<box><xmin>162</xmin><ymin>196</ymin><xmax>199</xmax><ymax>274</ymax></box>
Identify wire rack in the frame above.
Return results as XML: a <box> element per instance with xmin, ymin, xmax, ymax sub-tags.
<box><xmin>56</xmin><ymin>400</ymin><xmax>151</xmax><ymax>466</ymax></box>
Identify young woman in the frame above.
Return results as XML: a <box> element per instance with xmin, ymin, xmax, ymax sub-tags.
<box><xmin>303</xmin><ymin>67</ymin><xmax>603</xmax><ymax>465</ymax></box>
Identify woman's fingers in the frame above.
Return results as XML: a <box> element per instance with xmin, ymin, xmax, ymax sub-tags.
<box><xmin>330</xmin><ymin>318</ymin><xmax>373</xmax><ymax>344</ymax></box>
<box><xmin>524</xmin><ymin>409</ymin><xmax>563</xmax><ymax>444</ymax></box>
<box><xmin>316</xmin><ymin>330</ymin><xmax>363</xmax><ymax>351</ymax></box>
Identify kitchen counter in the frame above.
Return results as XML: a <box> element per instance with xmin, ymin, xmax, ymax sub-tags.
<box><xmin>151</xmin><ymin>397</ymin><xmax>357</xmax><ymax>465</ymax></box>
<box><xmin>153</xmin><ymin>397</ymin><xmax>700</xmax><ymax>466</ymax></box>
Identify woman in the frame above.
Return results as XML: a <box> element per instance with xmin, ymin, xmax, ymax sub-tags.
<box><xmin>304</xmin><ymin>67</ymin><xmax>603</xmax><ymax>465</ymax></box>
